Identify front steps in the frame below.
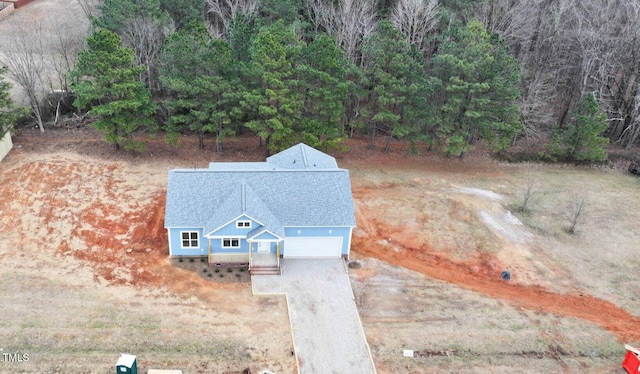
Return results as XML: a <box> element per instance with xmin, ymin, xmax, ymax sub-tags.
<box><xmin>250</xmin><ymin>266</ymin><xmax>281</xmax><ymax>275</ymax></box>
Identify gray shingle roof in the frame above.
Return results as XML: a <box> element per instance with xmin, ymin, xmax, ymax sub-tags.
<box><xmin>207</xmin><ymin>162</ymin><xmax>277</xmax><ymax>171</ymax></box>
<box><xmin>266</xmin><ymin>143</ymin><xmax>338</xmax><ymax>169</ymax></box>
<box><xmin>165</xmin><ymin>144</ymin><xmax>355</xmax><ymax>233</ymax></box>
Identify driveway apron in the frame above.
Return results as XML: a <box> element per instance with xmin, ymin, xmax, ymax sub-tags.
<box><xmin>252</xmin><ymin>258</ymin><xmax>376</xmax><ymax>374</ymax></box>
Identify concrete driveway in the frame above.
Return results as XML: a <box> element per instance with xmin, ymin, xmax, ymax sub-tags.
<box><xmin>252</xmin><ymin>259</ymin><xmax>376</xmax><ymax>374</ymax></box>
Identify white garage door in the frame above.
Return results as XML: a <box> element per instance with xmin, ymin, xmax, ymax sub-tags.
<box><xmin>284</xmin><ymin>237</ymin><xmax>343</xmax><ymax>258</ymax></box>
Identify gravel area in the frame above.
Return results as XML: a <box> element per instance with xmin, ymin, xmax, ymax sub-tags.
<box><xmin>252</xmin><ymin>259</ymin><xmax>376</xmax><ymax>374</ymax></box>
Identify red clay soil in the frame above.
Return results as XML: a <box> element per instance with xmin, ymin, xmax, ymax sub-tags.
<box><xmin>72</xmin><ymin>190</ymin><xmax>168</xmax><ymax>285</ymax></box>
<box><xmin>5</xmin><ymin>129</ymin><xmax>640</xmax><ymax>342</ymax></box>
<box><xmin>344</xmin><ymin>139</ymin><xmax>640</xmax><ymax>343</ymax></box>
<box><xmin>70</xmin><ymin>189</ymin><xmax>247</xmax><ymax>304</ymax></box>
<box><xmin>352</xmin><ymin>215</ymin><xmax>640</xmax><ymax>343</ymax></box>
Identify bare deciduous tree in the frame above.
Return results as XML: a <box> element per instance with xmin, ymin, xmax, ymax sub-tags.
<box><xmin>477</xmin><ymin>0</ymin><xmax>561</xmax><ymax>137</ymax></box>
<box><xmin>518</xmin><ymin>178</ymin><xmax>538</xmax><ymax>213</ymax></box>
<box><xmin>46</xmin><ymin>16</ymin><xmax>88</xmax><ymax>92</ymax></box>
<box><xmin>0</xmin><ymin>22</ymin><xmax>46</xmax><ymax>132</ymax></box>
<box><xmin>480</xmin><ymin>0</ymin><xmax>640</xmax><ymax>147</ymax></box>
<box><xmin>76</xmin><ymin>0</ymin><xmax>100</xmax><ymax>21</ymax></box>
<box><xmin>43</xmin><ymin>15</ymin><xmax>90</xmax><ymax>125</ymax></box>
<box><xmin>307</xmin><ymin>0</ymin><xmax>377</xmax><ymax>66</ymax></box>
<box><xmin>206</xmin><ymin>0</ymin><xmax>258</xmax><ymax>39</ymax></box>
<box><xmin>120</xmin><ymin>18</ymin><xmax>168</xmax><ymax>93</ymax></box>
<box><xmin>567</xmin><ymin>195</ymin><xmax>587</xmax><ymax>234</ymax></box>
<box><xmin>390</xmin><ymin>0</ymin><xmax>439</xmax><ymax>54</ymax></box>
<box><xmin>621</xmin><ymin>90</ymin><xmax>640</xmax><ymax>148</ymax></box>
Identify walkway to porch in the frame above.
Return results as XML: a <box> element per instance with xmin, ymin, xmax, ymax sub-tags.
<box><xmin>250</xmin><ymin>252</ymin><xmax>280</xmax><ymax>275</ymax></box>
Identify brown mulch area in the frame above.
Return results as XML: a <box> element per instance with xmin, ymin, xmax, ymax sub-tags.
<box><xmin>172</xmin><ymin>258</ymin><xmax>251</xmax><ymax>284</ymax></box>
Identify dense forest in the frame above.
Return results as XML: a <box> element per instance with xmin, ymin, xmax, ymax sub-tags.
<box><xmin>3</xmin><ymin>0</ymin><xmax>639</xmax><ymax>160</ymax></box>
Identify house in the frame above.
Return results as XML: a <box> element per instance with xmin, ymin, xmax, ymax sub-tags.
<box><xmin>164</xmin><ymin>143</ymin><xmax>356</xmax><ymax>274</ymax></box>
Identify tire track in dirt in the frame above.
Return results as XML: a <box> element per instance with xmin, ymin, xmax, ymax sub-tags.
<box><xmin>352</xmin><ymin>211</ymin><xmax>640</xmax><ymax>343</ymax></box>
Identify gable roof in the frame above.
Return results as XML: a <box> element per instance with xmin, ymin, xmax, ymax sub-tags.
<box><xmin>266</xmin><ymin>143</ymin><xmax>338</xmax><ymax>169</ymax></box>
<box><xmin>247</xmin><ymin>227</ymin><xmax>282</xmax><ymax>241</ymax></box>
<box><xmin>165</xmin><ymin>144</ymin><xmax>355</xmax><ymax>233</ymax></box>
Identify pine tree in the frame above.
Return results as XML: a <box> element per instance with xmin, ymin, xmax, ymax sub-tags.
<box><xmin>160</xmin><ymin>0</ymin><xmax>205</xmax><ymax>30</ymax></box>
<box><xmin>159</xmin><ymin>21</ymin><xmax>242</xmax><ymax>151</ymax></box>
<box><xmin>70</xmin><ymin>29</ymin><xmax>156</xmax><ymax>151</ymax></box>
<box><xmin>431</xmin><ymin>19</ymin><xmax>521</xmax><ymax>156</ymax></box>
<box><xmin>242</xmin><ymin>22</ymin><xmax>303</xmax><ymax>155</ymax></box>
<box><xmin>362</xmin><ymin>21</ymin><xmax>429</xmax><ymax>152</ymax></box>
<box><xmin>546</xmin><ymin>93</ymin><xmax>609</xmax><ymax>162</ymax></box>
<box><xmin>298</xmin><ymin>34</ymin><xmax>350</xmax><ymax>150</ymax></box>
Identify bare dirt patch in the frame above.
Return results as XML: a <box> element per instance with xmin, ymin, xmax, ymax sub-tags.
<box><xmin>350</xmin><ymin>256</ymin><xmax>621</xmax><ymax>373</ymax></box>
<box><xmin>2</xmin><ymin>128</ymin><xmax>639</xmax><ymax>373</ymax></box>
<box><xmin>0</xmin><ymin>131</ymin><xmax>295</xmax><ymax>373</ymax></box>
<box><xmin>343</xmin><ymin>140</ymin><xmax>640</xmax><ymax>372</ymax></box>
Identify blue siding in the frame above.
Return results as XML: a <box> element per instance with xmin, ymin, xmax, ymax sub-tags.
<box><xmin>284</xmin><ymin>226</ymin><xmax>351</xmax><ymax>255</ymax></box>
<box><xmin>208</xmin><ymin>215</ymin><xmax>261</xmax><ymax>236</ymax></box>
<box><xmin>209</xmin><ymin>237</ymin><xmax>250</xmax><ymax>253</ymax></box>
<box><xmin>269</xmin><ymin>242</ymin><xmax>277</xmax><ymax>253</ymax></box>
<box><xmin>168</xmin><ymin>228</ymin><xmax>206</xmax><ymax>256</ymax></box>
<box><xmin>170</xmin><ymin>226</ymin><xmax>352</xmax><ymax>257</ymax></box>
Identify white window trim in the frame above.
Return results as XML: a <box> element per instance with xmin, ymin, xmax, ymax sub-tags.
<box><xmin>180</xmin><ymin>231</ymin><xmax>199</xmax><ymax>248</ymax></box>
<box><xmin>236</xmin><ymin>220</ymin><xmax>252</xmax><ymax>228</ymax></box>
<box><xmin>221</xmin><ymin>238</ymin><xmax>241</xmax><ymax>248</ymax></box>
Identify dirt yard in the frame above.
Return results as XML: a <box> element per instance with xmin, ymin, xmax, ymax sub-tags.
<box><xmin>0</xmin><ymin>127</ymin><xmax>638</xmax><ymax>373</ymax></box>
<box><xmin>0</xmin><ymin>131</ymin><xmax>299</xmax><ymax>373</ymax></box>
<box><xmin>344</xmin><ymin>149</ymin><xmax>640</xmax><ymax>373</ymax></box>
<box><xmin>2</xmin><ymin>1</ymin><xmax>640</xmax><ymax>372</ymax></box>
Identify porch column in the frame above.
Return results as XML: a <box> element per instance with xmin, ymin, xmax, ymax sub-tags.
<box><xmin>207</xmin><ymin>238</ymin><xmax>211</xmax><ymax>263</ymax></box>
<box><xmin>249</xmin><ymin>241</ymin><xmax>253</xmax><ymax>269</ymax></box>
<box><xmin>276</xmin><ymin>241</ymin><xmax>281</xmax><ymax>269</ymax></box>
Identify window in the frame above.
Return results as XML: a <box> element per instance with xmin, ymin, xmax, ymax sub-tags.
<box><xmin>181</xmin><ymin>231</ymin><xmax>199</xmax><ymax>248</ymax></box>
<box><xmin>222</xmin><ymin>238</ymin><xmax>240</xmax><ymax>248</ymax></box>
<box><xmin>236</xmin><ymin>220</ymin><xmax>251</xmax><ymax>228</ymax></box>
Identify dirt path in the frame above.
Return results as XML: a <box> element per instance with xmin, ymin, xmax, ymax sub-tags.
<box><xmin>354</xmin><ymin>234</ymin><xmax>640</xmax><ymax>343</ymax></box>
<box><xmin>351</xmin><ymin>174</ymin><xmax>640</xmax><ymax>344</ymax></box>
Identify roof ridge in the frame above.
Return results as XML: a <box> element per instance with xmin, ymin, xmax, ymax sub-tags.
<box><xmin>299</xmin><ymin>143</ymin><xmax>309</xmax><ymax>167</ymax></box>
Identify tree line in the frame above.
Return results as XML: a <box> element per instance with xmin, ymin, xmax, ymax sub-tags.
<box><xmin>2</xmin><ymin>0</ymin><xmax>630</xmax><ymax>161</ymax></box>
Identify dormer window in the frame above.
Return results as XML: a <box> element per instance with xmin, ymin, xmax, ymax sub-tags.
<box><xmin>236</xmin><ymin>220</ymin><xmax>251</xmax><ymax>228</ymax></box>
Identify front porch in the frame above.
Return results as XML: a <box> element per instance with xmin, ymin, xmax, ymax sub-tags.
<box><xmin>207</xmin><ymin>241</ymin><xmax>281</xmax><ymax>275</ymax></box>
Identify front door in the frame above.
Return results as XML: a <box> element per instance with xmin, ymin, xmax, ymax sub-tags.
<box><xmin>257</xmin><ymin>241</ymin><xmax>270</xmax><ymax>253</ymax></box>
